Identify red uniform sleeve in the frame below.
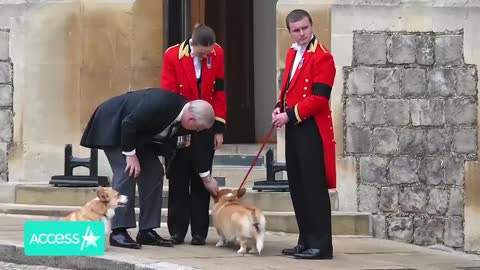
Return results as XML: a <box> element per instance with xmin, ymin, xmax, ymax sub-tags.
<box><xmin>161</xmin><ymin>49</ymin><xmax>178</xmax><ymax>93</ymax></box>
<box><xmin>212</xmin><ymin>45</ymin><xmax>227</xmax><ymax>133</ymax></box>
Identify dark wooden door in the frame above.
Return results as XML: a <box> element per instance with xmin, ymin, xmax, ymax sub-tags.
<box><xmin>205</xmin><ymin>0</ymin><xmax>255</xmax><ymax>143</ymax></box>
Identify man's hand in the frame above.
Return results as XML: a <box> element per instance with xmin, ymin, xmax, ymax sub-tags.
<box><xmin>125</xmin><ymin>154</ymin><xmax>141</xmax><ymax>178</ymax></box>
<box><xmin>272</xmin><ymin>112</ymin><xmax>289</xmax><ymax>128</ymax></box>
<box><xmin>272</xmin><ymin>107</ymin><xmax>281</xmax><ymax>118</ymax></box>
<box><xmin>202</xmin><ymin>176</ymin><xmax>219</xmax><ymax>196</ymax></box>
<box><xmin>214</xmin><ymin>133</ymin><xmax>224</xmax><ymax>150</ymax></box>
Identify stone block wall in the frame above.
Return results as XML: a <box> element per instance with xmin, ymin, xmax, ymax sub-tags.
<box><xmin>344</xmin><ymin>30</ymin><xmax>478</xmax><ymax>249</ymax></box>
<box><xmin>0</xmin><ymin>29</ymin><xmax>12</xmax><ymax>182</ymax></box>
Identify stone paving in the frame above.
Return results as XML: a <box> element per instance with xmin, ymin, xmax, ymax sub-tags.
<box><xmin>0</xmin><ymin>261</ymin><xmax>72</xmax><ymax>270</ymax></box>
<box><xmin>1</xmin><ymin>214</ymin><xmax>480</xmax><ymax>270</ymax></box>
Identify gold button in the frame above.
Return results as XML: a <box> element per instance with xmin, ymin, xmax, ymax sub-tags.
<box><xmin>179</xmin><ymin>84</ymin><xmax>183</xmax><ymax>88</ymax></box>
<box><xmin>304</xmin><ymin>87</ymin><xmax>307</xmax><ymax>90</ymax></box>
<box><xmin>303</xmin><ymin>94</ymin><xmax>306</xmax><ymax>98</ymax></box>
<box><xmin>305</xmin><ymin>79</ymin><xmax>309</xmax><ymax>83</ymax></box>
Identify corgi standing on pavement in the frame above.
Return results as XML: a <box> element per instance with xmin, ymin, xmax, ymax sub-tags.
<box><xmin>62</xmin><ymin>187</ymin><xmax>128</xmax><ymax>234</ymax></box>
<box><xmin>212</xmin><ymin>188</ymin><xmax>266</xmax><ymax>255</ymax></box>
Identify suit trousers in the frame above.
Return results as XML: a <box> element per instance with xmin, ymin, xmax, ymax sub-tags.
<box><xmin>167</xmin><ymin>129</ymin><xmax>214</xmax><ymax>239</ymax></box>
<box><xmin>104</xmin><ymin>147</ymin><xmax>164</xmax><ymax>231</ymax></box>
<box><xmin>285</xmin><ymin>118</ymin><xmax>333</xmax><ymax>251</ymax></box>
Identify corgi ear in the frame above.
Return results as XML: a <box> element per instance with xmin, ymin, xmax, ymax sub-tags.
<box><xmin>96</xmin><ymin>188</ymin><xmax>109</xmax><ymax>202</ymax></box>
<box><xmin>236</xmin><ymin>188</ymin><xmax>246</xmax><ymax>198</ymax></box>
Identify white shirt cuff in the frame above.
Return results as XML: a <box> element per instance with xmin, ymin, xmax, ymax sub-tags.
<box><xmin>122</xmin><ymin>149</ymin><xmax>136</xmax><ymax>156</ymax></box>
<box><xmin>199</xmin><ymin>171</ymin><xmax>210</xmax><ymax>178</ymax></box>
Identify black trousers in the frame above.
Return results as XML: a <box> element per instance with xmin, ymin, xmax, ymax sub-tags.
<box><xmin>167</xmin><ymin>129</ymin><xmax>214</xmax><ymax>239</ymax></box>
<box><xmin>285</xmin><ymin>118</ymin><xmax>333</xmax><ymax>251</ymax></box>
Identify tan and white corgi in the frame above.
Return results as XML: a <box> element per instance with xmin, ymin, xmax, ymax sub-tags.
<box><xmin>212</xmin><ymin>188</ymin><xmax>266</xmax><ymax>255</ymax></box>
<box><xmin>62</xmin><ymin>186</ymin><xmax>128</xmax><ymax>234</ymax></box>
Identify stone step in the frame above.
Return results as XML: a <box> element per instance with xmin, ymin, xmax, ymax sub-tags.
<box><xmin>0</xmin><ymin>203</ymin><xmax>370</xmax><ymax>235</ymax></box>
<box><xmin>216</xmin><ymin>144</ymin><xmax>277</xmax><ymax>156</ymax></box>
<box><xmin>213</xmin><ymin>154</ymin><xmax>265</xmax><ymax>167</ymax></box>
<box><xmin>12</xmin><ymin>184</ymin><xmax>339</xmax><ymax>211</ymax></box>
<box><xmin>211</xmin><ymin>166</ymin><xmax>267</xmax><ymax>188</ymax></box>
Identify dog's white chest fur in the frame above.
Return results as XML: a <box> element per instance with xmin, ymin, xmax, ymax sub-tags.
<box><xmin>101</xmin><ymin>208</ymin><xmax>116</xmax><ymax>234</ymax></box>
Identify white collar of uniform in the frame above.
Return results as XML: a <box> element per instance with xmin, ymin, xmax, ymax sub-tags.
<box><xmin>291</xmin><ymin>35</ymin><xmax>314</xmax><ymax>52</ymax></box>
<box><xmin>189</xmin><ymin>39</ymin><xmax>197</xmax><ymax>58</ymax></box>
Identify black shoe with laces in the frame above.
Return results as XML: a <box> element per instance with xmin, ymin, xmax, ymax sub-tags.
<box><xmin>136</xmin><ymin>229</ymin><xmax>174</xmax><ymax>247</ymax></box>
<box><xmin>109</xmin><ymin>229</ymin><xmax>142</xmax><ymax>249</ymax></box>
<box><xmin>190</xmin><ymin>235</ymin><xmax>206</xmax><ymax>245</ymax></box>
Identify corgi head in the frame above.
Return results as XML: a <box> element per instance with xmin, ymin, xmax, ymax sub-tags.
<box><xmin>213</xmin><ymin>188</ymin><xmax>246</xmax><ymax>203</ymax></box>
<box><xmin>96</xmin><ymin>186</ymin><xmax>128</xmax><ymax>209</ymax></box>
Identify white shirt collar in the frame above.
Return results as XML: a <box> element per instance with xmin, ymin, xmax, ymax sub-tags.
<box><xmin>189</xmin><ymin>39</ymin><xmax>197</xmax><ymax>57</ymax></box>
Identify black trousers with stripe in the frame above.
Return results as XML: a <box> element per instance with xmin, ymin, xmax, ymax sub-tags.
<box><xmin>285</xmin><ymin>118</ymin><xmax>333</xmax><ymax>252</ymax></box>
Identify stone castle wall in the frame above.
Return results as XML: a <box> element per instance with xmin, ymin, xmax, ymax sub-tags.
<box><xmin>344</xmin><ymin>30</ymin><xmax>478</xmax><ymax>248</ymax></box>
<box><xmin>0</xmin><ymin>29</ymin><xmax>12</xmax><ymax>182</ymax></box>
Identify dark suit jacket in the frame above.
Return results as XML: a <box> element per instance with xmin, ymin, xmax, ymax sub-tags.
<box><xmin>80</xmin><ymin>88</ymin><xmax>188</xmax><ymax>156</ymax></box>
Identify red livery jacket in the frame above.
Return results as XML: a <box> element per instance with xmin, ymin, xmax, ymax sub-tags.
<box><xmin>277</xmin><ymin>36</ymin><xmax>336</xmax><ymax>189</ymax></box>
<box><xmin>161</xmin><ymin>40</ymin><xmax>227</xmax><ymax>132</ymax></box>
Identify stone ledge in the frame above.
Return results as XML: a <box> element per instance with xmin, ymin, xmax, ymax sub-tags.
<box><xmin>279</xmin><ymin>0</ymin><xmax>480</xmax><ymax>6</ymax></box>
<box><xmin>0</xmin><ymin>240</ymin><xmax>197</xmax><ymax>270</ymax></box>
<box><xmin>333</xmin><ymin>0</ymin><xmax>480</xmax><ymax>7</ymax></box>
<box><xmin>6</xmin><ymin>183</ymin><xmax>340</xmax><ymax>211</ymax></box>
<box><xmin>0</xmin><ymin>204</ymin><xmax>371</xmax><ymax>235</ymax></box>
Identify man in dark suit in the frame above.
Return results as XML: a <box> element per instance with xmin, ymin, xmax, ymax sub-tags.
<box><xmin>80</xmin><ymin>88</ymin><xmax>218</xmax><ymax>249</ymax></box>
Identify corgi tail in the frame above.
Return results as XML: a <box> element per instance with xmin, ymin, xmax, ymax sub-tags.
<box><xmin>250</xmin><ymin>208</ymin><xmax>266</xmax><ymax>233</ymax></box>
<box><xmin>250</xmin><ymin>208</ymin><xmax>266</xmax><ymax>254</ymax></box>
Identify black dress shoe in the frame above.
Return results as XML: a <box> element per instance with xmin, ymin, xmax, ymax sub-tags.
<box><xmin>190</xmin><ymin>235</ymin><xmax>206</xmax><ymax>246</ymax></box>
<box><xmin>281</xmin><ymin>244</ymin><xmax>306</xmax><ymax>255</ymax></box>
<box><xmin>170</xmin><ymin>234</ymin><xmax>185</xmax><ymax>245</ymax></box>
<box><xmin>294</xmin><ymin>248</ymin><xmax>333</xmax><ymax>260</ymax></box>
<box><xmin>136</xmin><ymin>229</ymin><xmax>174</xmax><ymax>247</ymax></box>
<box><xmin>109</xmin><ymin>230</ymin><xmax>142</xmax><ymax>249</ymax></box>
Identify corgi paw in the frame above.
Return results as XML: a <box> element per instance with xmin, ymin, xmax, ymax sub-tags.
<box><xmin>237</xmin><ymin>247</ymin><xmax>247</xmax><ymax>254</ymax></box>
<box><xmin>215</xmin><ymin>240</ymin><xmax>226</xmax><ymax>247</ymax></box>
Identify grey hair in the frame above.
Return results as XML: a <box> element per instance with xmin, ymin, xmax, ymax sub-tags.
<box><xmin>188</xmin><ymin>99</ymin><xmax>215</xmax><ymax>128</ymax></box>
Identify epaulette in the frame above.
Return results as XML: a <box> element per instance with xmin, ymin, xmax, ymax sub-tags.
<box><xmin>178</xmin><ymin>41</ymin><xmax>190</xmax><ymax>60</ymax></box>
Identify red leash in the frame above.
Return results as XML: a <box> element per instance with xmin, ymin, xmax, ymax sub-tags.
<box><xmin>237</xmin><ymin>125</ymin><xmax>275</xmax><ymax>191</ymax></box>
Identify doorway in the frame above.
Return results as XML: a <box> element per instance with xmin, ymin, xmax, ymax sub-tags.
<box><xmin>205</xmin><ymin>0</ymin><xmax>255</xmax><ymax>143</ymax></box>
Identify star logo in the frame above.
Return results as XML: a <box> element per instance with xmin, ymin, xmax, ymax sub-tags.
<box><xmin>80</xmin><ymin>226</ymin><xmax>100</xmax><ymax>251</ymax></box>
